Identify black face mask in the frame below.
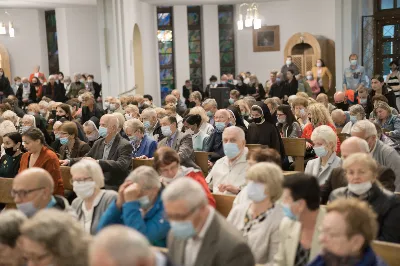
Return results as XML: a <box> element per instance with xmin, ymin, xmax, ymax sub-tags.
<box><xmin>56</xmin><ymin>115</ymin><xmax>66</xmax><ymax>121</ymax></box>
<box><xmin>4</xmin><ymin>147</ymin><xmax>16</xmax><ymax>156</ymax></box>
<box><xmin>188</xmin><ymin>102</ymin><xmax>196</xmax><ymax>108</ymax></box>
<box><xmin>252</xmin><ymin>117</ymin><xmax>262</xmax><ymax>124</ymax></box>
<box><xmin>51</xmin><ymin>110</ymin><xmax>56</xmax><ymax>116</ymax></box>
<box><xmin>32</xmin><ymin>82</ymin><xmax>38</xmax><ymax>86</ymax></box>
<box><xmin>335</xmin><ymin>102</ymin><xmax>349</xmax><ymax>111</ymax></box>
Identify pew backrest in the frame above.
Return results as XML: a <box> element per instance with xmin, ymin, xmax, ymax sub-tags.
<box><xmin>132</xmin><ymin>158</ymin><xmax>154</xmax><ymax>170</ymax></box>
<box><xmin>337</xmin><ymin>133</ymin><xmax>350</xmax><ymax>144</ymax></box>
<box><xmin>60</xmin><ymin>166</ymin><xmax>73</xmax><ymax>190</ymax></box>
<box><xmin>194</xmin><ymin>151</ymin><xmax>209</xmax><ymax>177</ymax></box>
<box><xmin>213</xmin><ymin>193</ymin><xmax>235</xmax><ymax>218</ymax></box>
<box><xmin>282</xmin><ymin>138</ymin><xmax>306</xmax><ymax>172</ymax></box>
<box><xmin>245</xmin><ymin>144</ymin><xmax>262</xmax><ymax>151</ymax></box>
<box><xmin>372</xmin><ymin>240</ymin><xmax>400</xmax><ymax>266</ymax></box>
<box><xmin>0</xmin><ymin>178</ymin><xmax>16</xmax><ymax>208</ymax></box>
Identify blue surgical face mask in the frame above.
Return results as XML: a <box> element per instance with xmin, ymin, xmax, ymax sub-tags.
<box><xmin>161</xmin><ymin>125</ymin><xmax>172</xmax><ymax>137</ymax></box>
<box><xmin>247</xmin><ymin>181</ymin><xmax>267</xmax><ymax>202</ymax></box>
<box><xmin>143</xmin><ymin>120</ymin><xmax>151</xmax><ymax>129</ymax></box>
<box><xmin>215</xmin><ymin>122</ymin><xmax>226</xmax><ymax>132</ymax></box>
<box><xmin>350</xmin><ymin>59</ymin><xmax>358</xmax><ymax>66</ymax></box>
<box><xmin>360</xmin><ymin>98</ymin><xmax>367</xmax><ymax>104</ymax></box>
<box><xmin>229</xmin><ymin>98</ymin><xmax>235</xmax><ymax>104</ymax></box>
<box><xmin>299</xmin><ymin>109</ymin><xmax>306</xmax><ymax>116</ymax></box>
<box><xmin>17</xmin><ymin>201</ymin><xmax>38</xmax><ymax>218</ymax></box>
<box><xmin>223</xmin><ymin>142</ymin><xmax>241</xmax><ymax>159</ymax></box>
<box><xmin>276</xmin><ymin>78</ymin><xmax>281</xmax><ymax>82</ymax></box>
<box><xmin>59</xmin><ymin>137</ymin><xmax>69</xmax><ymax>145</ymax></box>
<box><xmin>221</xmin><ymin>81</ymin><xmax>227</xmax><ymax>85</ymax></box>
<box><xmin>98</xmin><ymin>126</ymin><xmax>108</xmax><ymax>137</ymax></box>
<box><xmin>282</xmin><ymin>203</ymin><xmax>297</xmax><ymax>221</ymax></box>
<box><xmin>21</xmin><ymin>126</ymin><xmax>31</xmax><ymax>133</ymax></box>
<box><xmin>314</xmin><ymin>146</ymin><xmax>328</xmax><ymax>157</ymax></box>
<box><xmin>129</xmin><ymin>135</ymin><xmax>138</xmax><ymax>142</ymax></box>
<box><xmin>55</xmin><ymin>134</ymin><xmax>60</xmax><ymax>140</ymax></box>
<box><xmin>350</xmin><ymin>115</ymin><xmax>357</xmax><ymax>124</ymax></box>
<box><xmin>138</xmin><ymin>195</ymin><xmax>151</xmax><ymax>209</ymax></box>
<box><xmin>206</xmin><ymin>111</ymin><xmax>214</xmax><ymax>118</ymax></box>
<box><xmin>170</xmin><ymin>220</ymin><xmax>196</xmax><ymax>239</ymax></box>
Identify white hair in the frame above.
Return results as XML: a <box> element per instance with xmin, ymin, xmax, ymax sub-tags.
<box><xmin>162</xmin><ymin>178</ymin><xmax>207</xmax><ymax>210</ymax></box>
<box><xmin>311</xmin><ymin>125</ymin><xmax>337</xmax><ymax>150</ymax></box>
<box><xmin>202</xmin><ymin>98</ymin><xmax>218</xmax><ymax>108</ymax></box>
<box><xmin>23</xmin><ymin>115</ymin><xmax>36</xmax><ymax>128</ymax></box>
<box><xmin>0</xmin><ymin>120</ymin><xmax>17</xmax><ymax>136</ymax></box>
<box><xmin>0</xmin><ymin>210</ymin><xmax>27</xmax><ymax>247</ymax></box>
<box><xmin>1</xmin><ymin>110</ymin><xmax>17</xmax><ymax>122</ymax></box>
<box><xmin>125</xmin><ymin>166</ymin><xmax>161</xmax><ymax>189</ymax></box>
<box><xmin>123</xmin><ymin>119</ymin><xmax>144</xmax><ymax>132</ymax></box>
<box><xmin>349</xmin><ymin>104</ymin><xmax>366</xmax><ymax>119</ymax></box>
<box><xmin>48</xmin><ymin>75</ymin><xmax>56</xmax><ymax>80</ymax></box>
<box><xmin>331</xmin><ymin>109</ymin><xmax>345</xmax><ymax>119</ymax></box>
<box><xmin>38</xmin><ymin>101</ymin><xmax>49</xmax><ymax>108</ymax></box>
<box><xmin>288</xmin><ymin>95</ymin><xmax>297</xmax><ymax>103</ymax></box>
<box><xmin>223</xmin><ymin>126</ymin><xmax>245</xmax><ymax>141</ymax></box>
<box><xmin>112</xmin><ymin>112</ymin><xmax>125</xmax><ymax>129</ymax></box>
<box><xmin>141</xmin><ymin>108</ymin><xmax>157</xmax><ymax>118</ymax></box>
<box><xmin>70</xmin><ymin>159</ymin><xmax>105</xmax><ymax>188</ymax></box>
<box><xmin>351</xmin><ymin>120</ymin><xmax>377</xmax><ymax>138</ymax></box>
<box><xmin>90</xmin><ymin>225</ymin><xmax>152</xmax><ymax>266</ymax></box>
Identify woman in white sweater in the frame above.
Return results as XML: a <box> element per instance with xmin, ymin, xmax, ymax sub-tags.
<box><xmin>227</xmin><ymin>162</ymin><xmax>284</xmax><ymax>264</ymax></box>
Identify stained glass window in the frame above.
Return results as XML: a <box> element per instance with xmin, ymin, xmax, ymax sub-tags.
<box><xmin>157</xmin><ymin>7</ymin><xmax>175</xmax><ymax>101</ymax></box>
<box><xmin>377</xmin><ymin>0</ymin><xmax>400</xmax><ymax>10</ymax></box>
<box><xmin>45</xmin><ymin>10</ymin><xmax>59</xmax><ymax>74</ymax></box>
<box><xmin>187</xmin><ymin>6</ymin><xmax>203</xmax><ymax>90</ymax></box>
<box><xmin>218</xmin><ymin>5</ymin><xmax>235</xmax><ymax>76</ymax></box>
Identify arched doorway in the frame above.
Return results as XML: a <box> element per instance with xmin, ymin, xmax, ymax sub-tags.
<box><xmin>133</xmin><ymin>24</ymin><xmax>144</xmax><ymax>95</ymax></box>
<box><xmin>0</xmin><ymin>43</ymin><xmax>11</xmax><ymax>79</ymax></box>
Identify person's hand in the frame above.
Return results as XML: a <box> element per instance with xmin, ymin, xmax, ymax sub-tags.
<box><xmin>218</xmin><ymin>184</ymin><xmax>226</xmax><ymax>193</ymax></box>
<box><xmin>116</xmin><ymin>181</ymin><xmax>133</xmax><ymax>209</ymax></box>
<box><xmin>59</xmin><ymin>160</ymin><xmax>69</xmax><ymax>166</ymax></box>
<box><xmin>48</xmin><ymin>119</ymin><xmax>54</xmax><ymax>124</ymax></box>
<box><xmin>306</xmin><ymin>142</ymin><xmax>313</xmax><ymax>150</ymax></box>
<box><xmin>82</xmin><ymin>157</ymin><xmax>96</xmax><ymax>162</ymax></box>
<box><xmin>137</xmin><ymin>155</ymin><xmax>148</xmax><ymax>159</ymax></box>
<box><xmin>224</xmin><ymin>185</ymin><xmax>240</xmax><ymax>194</ymax></box>
<box><xmin>123</xmin><ymin>183</ymin><xmax>142</xmax><ymax>202</ymax></box>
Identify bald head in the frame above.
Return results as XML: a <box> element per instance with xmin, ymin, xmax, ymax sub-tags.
<box><xmin>223</xmin><ymin>126</ymin><xmax>245</xmax><ymax>141</ymax></box>
<box><xmin>334</xmin><ymin>91</ymin><xmax>345</xmax><ymax>103</ymax></box>
<box><xmin>340</xmin><ymin>136</ymin><xmax>370</xmax><ymax>159</ymax></box>
<box><xmin>165</xmin><ymin>94</ymin><xmax>177</xmax><ymax>105</ymax></box>
<box><xmin>100</xmin><ymin>114</ymin><xmax>118</xmax><ymax>136</ymax></box>
<box><xmin>331</xmin><ymin>109</ymin><xmax>346</xmax><ymax>126</ymax></box>
<box><xmin>14</xmin><ymin>168</ymin><xmax>54</xmax><ymax>192</ymax></box>
<box><xmin>171</xmin><ymin>90</ymin><xmax>180</xmax><ymax>100</ymax></box>
<box><xmin>214</xmin><ymin>109</ymin><xmax>230</xmax><ymax>123</ymax></box>
<box><xmin>90</xmin><ymin>225</ymin><xmax>154</xmax><ymax>266</ymax></box>
<box><xmin>221</xmin><ymin>75</ymin><xmax>228</xmax><ymax>82</ymax></box>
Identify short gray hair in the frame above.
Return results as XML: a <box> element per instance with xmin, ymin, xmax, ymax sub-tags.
<box><xmin>0</xmin><ymin>210</ymin><xmax>27</xmax><ymax>247</ymax></box>
<box><xmin>1</xmin><ymin>110</ymin><xmax>18</xmax><ymax>121</ymax></box>
<box><xmin>71</xmin><ymin>159</ymin><xmax>105</xmax><ymax>188</ymax></box>
<box><xmin>90</xmin><ymin>225</ymin><xmax>152</xmax><ymax>266</ymax></box>
<box><xmin>223</xmin><ymin>126</ymin><xmax>245</xmax><ymax>141</ymax></box>
<box><xmin>162</xmin><ymin>178</ymin><xmax>207</xmax><ymax>210</ymax></box>
<box><xmin>38</xmin><ymin>100</ymin><xmax>49</xmax><ymax>108</ymax></box>
<box><xmin>0</xmin><ymin>120</ymin><xmax>17</xmax><ymax>136</ymax></box>
<box><xmin>123</xmin><ymin>119</ymin><xmax>144</xmax><ymax>133</ymax></box>
<box><xmin>125</xmin><ymin>166</ymin><xmax>161</xmax><ymax>189</ymax></box>
<box><xmin>351</xmin><ymin>120</ymin><xmax>377</xmax><ymax>138</ymax></box>
<box><xmin>202</xmin><ymin>98</ymin><xmax>217</xmax><ymax>108</ymax></box>
<box><xmin>311</xmin><ymin>125</ymin><xmax>337</xmax><ymax>151</ymax></box>
<box><xmin>349</xmin><ymin>104</ymin><xmax>366</xmax><ymax>119</ymax></box>
<box><xmin>141</xmin><ymin>108</ymin><xmax>157</xmax><ymax>118</ymax></box>
<box><xmin>22</xmin><ymin>114</ymin><xmax>36</xmax><ymax>128</ymax></box>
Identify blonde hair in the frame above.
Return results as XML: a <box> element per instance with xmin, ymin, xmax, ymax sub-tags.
<box><xmin>0</xmin><ymin>120</ymin><xmax>17</xmax><ymax>137</ymax></box>
<box><xmin>189</xmin><ymin>106</ymin><xmax>209</xmax><ymax>123</ymax></box>
<box><xmin>124</xmin><ymin>118</ymin><xmax>144</xmax><ymax>133</ymax></box>
<box><xmin>308</xmin><ymin>103</ymin><xmax>333</xmax><ymax>125</ymax></box>
<box><xmin>124</xmin><ymin>104</ymin><xmax>140</xmax><ymax>118</ymax></box>
<box><xmin>190</xmin><ymin>91</ymin><xmax>202</xmax><ymax>101</ymax></box>
<box><xmin>373</xmin><ymin>101</ymin><xmax>391</xmax><ymax>118</ymax></box>
<box><xmin>71</xmin><ymin>159</ymin><xmax>105</xmax><ymax>188</ymax></box>
<box><xmin>311</xmin><ymin>125</ymin><xmax>337</xmax><ymax>152</ymax></box>
<box><xmin>249</xmin><ymin>74</ymin><xmax>260</xmax><ymax>87</ymax></box>
<box><xmin>27</xmin><ymin>103</ymin><xmax>40</xmax><ymax>114</ymax></box>
<box><xmin>343</xmin><ymin>153</ymin><xmax>378</xmax><ymax>178</ymax></box>
<box><xmin>246</xmin><ymin>162</ymin><xmax>283</xmax><ymax>203</ymax></box>
<box><xmin>296</xmin><ymin>92</ymin><xmax>309</xmax><ymax>99</ymax></box>
<box><xmin>154</xmin><ymin>107</ymin><xmax>167</xmax><ymax>119</ymax></box>
<box><xmin>234</xmin><ymin>99</ymin><xmax>250</xmax><ymax>114</ymax></box>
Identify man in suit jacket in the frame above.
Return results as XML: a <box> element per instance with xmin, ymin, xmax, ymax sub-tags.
<box><xmin>163</xmin><ymin>178</ymin><xmax>255</xmax><ymax>266</ymax></box>
<box><xmin>320</xmin><ymin>136</ymin><xmax>396</xmax><ymax>204</ymax></box>
<box><xmin>158</xmin><ymin>116</ymin><xmax>199</xmax><ymax>169</ymax></box>
<box><xmin>61</xmin><ymin>115</ymin><xmax>132</xmax><ymax>191</ymax></box>
<box><xmin>90</xmin><ymin>225</ymin><xmax>175</xmax><ymax>266</ymax></box>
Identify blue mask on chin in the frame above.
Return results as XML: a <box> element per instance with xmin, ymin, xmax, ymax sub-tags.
<box><xmin>17</xmin><ymin>201</ymin><xmax>38</xmax><ymax>218</ymax></box>
<box><xmin>282</xmin><ymin>203</ymin><xmax>298</xmax><ymax>221</ymax></box>
<box><xmin>170</xmin><ymin>220</ymin><xmax>196</xmax><ymax>239</ymax></box>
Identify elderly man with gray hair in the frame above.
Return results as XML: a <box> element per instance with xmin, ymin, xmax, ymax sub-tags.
<box><xmin>97</xmin><ymin>166</ymin><xmax>170</xmax><ymax>247</ymax></box>
<box><xmin>320</xmin><ymin>136</ymin><xmax>396</xmax><ymax>203</ymax></box>
<box><xmin>0</xmin><ymin>210</ymin><xmax>26</xmax><ymax>266</ymax></box>
<box><xmin>351</xmin><ymin>120</ymin><xmax>400</xmax><ymax>191</ymax></box>
<box><xmin>202</xmin><ymin>98</ymin><xmax>218</xmax><ymax>125</ymax></box>
<box><xmin>206</xmin><ymin>126</ymin><xmax>248</xmax><ymax>195</ymax></box>
<box><xmin>164</xmin><ymin>178</ymin><xmax>255</xmax><ymax>266</ymax></box>
<box><xmin>90</xmin><ymin>225</ymin><xmax>173</xmax><ymax>266</ymax></box>
<box><xmin>61</xmin><ymin>114</ymin><xmax>133</xmax><ymax>191</ymax></box>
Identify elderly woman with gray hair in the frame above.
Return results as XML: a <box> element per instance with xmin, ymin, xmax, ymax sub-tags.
<box><xmin>97</xmin><ymin>166</ymin><xmax>170</xmax><ymax>247</ymax></box>
<box><xmin>341</xmin><ymin>104</ymin><xmax>366</xmax><ymax>134</ymax></box>
<box><xmin>19</xmin><ymin>209</ymin><xmax>90</xmax><ymax>266</ymax></box>
<box><xmin>123</xmin><ymin>119</ymin><xmax>157</xmax><ymax>158</ymax></box>
<box><xmin>0</xmin><ymin>210</ymin><xmax>26</xmax><ymax>266</ymax></box>
<box><xmin>227</xmin><ymin>162</ymin><xmax>284</xmax><ymax>264</ymax></box>
<box><xmin>71</xmin><ymin>159</ymin><xmax>118</xmax><ymax>234</ymax></box>
<box><xmin>305</xmin><ymin>125</ymin><xmax>341</xmax><ymax>185</ymax></box>
<box><xmin>374</xmin><ymin>101</ymin><xmax>400</xmax><ymax>141</ymax></box>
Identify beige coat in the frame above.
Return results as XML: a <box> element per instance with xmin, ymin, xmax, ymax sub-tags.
<box><xmin>311</xmin><ymin>66</ymin><xmax>333</xmax><ymax>92</ymax></box>
<box><xmin>273</xmin><ymin>207</ymin><xmax>326</xmax><ymax>266</ymax></box>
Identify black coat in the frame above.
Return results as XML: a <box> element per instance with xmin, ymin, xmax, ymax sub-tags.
<box><xmin>247</xmin><ymin>84</ymin><xmax>266</xmax><ymax>101</ymax></box>
<box><xmin>16</xmin><ymin>85</ymin><xmax>37</xmax><ymax>106</ymax></box>
<box><xmin>330</xmin><ymin>182</ymin><xmax>400</xmax><ymax>243</ymax></box>
<box><xmin>42</xmin><ymin>82</ymin><xmax>66</xmax><ymax>101</ymax></box>
<box><xmin>282</xmin><ymin>79</ymin><xmax>298</xmax><ymax>98</ymax></box>
<box><xmin>81</xmin><ymin>105</ymin><xmax>105</xmax><ymax>125</ymax></box>
<box><xmin>366</xmin><ymin>85</ymin><xmax>398</xmax><ymax>116</ymax></box>
<box><xmin>0</xmin><ymin>76</ymin><xmax>13</xmax><ymax>96</ymax></box>
<box><xmin>235</xmin><ymin>84</ymin><xmax>249</xmax><ymax>96</ymax></box>
<box><xmin>268</xmin><ymin>82</ymin><xmax>285</xmax><ymax>98</ymax></box>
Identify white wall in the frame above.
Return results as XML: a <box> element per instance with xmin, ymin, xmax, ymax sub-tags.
<box><xmin>0</xmin><ymin>9</ymin><xmax>49</xmax><ymax>80</ymax></box>
<box><xmin>235</xmin><ymin>0</ymin><xmax>336</xmax><ymax>84</ymax></box>
<box><xmin>56</xmin><ymin>7</ymin><xmax>101</xmax><ymax>80</ymax></box>
<box><xmin>202</xmin><ymin>5</ymin><xmax>220</xmax><ymax>85</ymax></box>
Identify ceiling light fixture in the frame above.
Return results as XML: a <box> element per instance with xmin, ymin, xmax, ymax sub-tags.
<box><xmin>237</xmin><ymin>3</ymin><xmax>262</xmax><ymax>31</ymax></box>
<box><xmin>0</xmin><ymin>10</ymin><xmax>15</xmax><ymax>37</ymax></box>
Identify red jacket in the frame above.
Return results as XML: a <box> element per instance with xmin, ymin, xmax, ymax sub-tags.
<box><xmin>19</xmin><ymin>146</ymin><xmax>64</xmax><ymax>196</ymax></box>
<box><xmin>301</xmin><ymin>123</ymin><xmax>341</xmax><ymax>154</ymax></box>
<box><xmin>186</xmin><ymin>171</ymin><xmax>216</xmax><ymax>208</ymax></box>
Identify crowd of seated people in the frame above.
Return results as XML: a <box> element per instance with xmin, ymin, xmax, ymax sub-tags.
<box><xmin>1</xmin><ymin>57</ymin><xmax>400</xmax><ymax>266</ymax></box>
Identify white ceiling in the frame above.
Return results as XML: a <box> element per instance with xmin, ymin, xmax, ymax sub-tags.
<box><xmin>0</xmin><ymin>0</ymin><xmax>96</xmax><ymax>9</ymax></box>
<box><xmin>141</xmin><ymin>0</ymin><xmax>284</xmax><ymax>5</ymax></box>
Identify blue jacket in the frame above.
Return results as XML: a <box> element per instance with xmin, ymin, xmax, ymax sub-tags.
<box><xmin>308</xmin><ymin>246</ymin><xmax>387</xmax><ymax>266</ymax></box>
<box><xmin>96</xmin><ymin>189</ymin><xmax>170</xmax><ymax>247</ymax></box>
<box><xmin>133</xmin><ymin>134</ymin><xmax>157</xmax><ymax>158</ymax></box>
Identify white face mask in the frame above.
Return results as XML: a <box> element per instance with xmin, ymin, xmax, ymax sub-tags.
<box><xmin>125</xmin><ymin>113</ymin><xmax>132</xmax><ymax>120</ymax></box>
<box><xmin>286</xmin><ymin>60</ymin><xmax>292</xmax><ymax>66</ymax></box>
<box><xmin>348</xmin><ymin>181</ymin><xmax>372</xmax><ymax>195</ymax></box>
<box><xmin>73</xmin><ymin>181</ymin><xmax>96</xmax><ymax>199</ymax></box>
<box><xmin>317</xmin><ymin>62</ymin><xmax>322</xmax><ymax>67</ymax></box>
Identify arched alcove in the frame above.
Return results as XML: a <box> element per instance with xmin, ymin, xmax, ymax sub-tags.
<box><xmin>0</xmin><ymin>43</ymin><xmax>11</xmax><ymax>79</ymax></box>
<box><xmin>133</xmin><ymin>24</ymin><xmax>144</xmax><ymax>95</ymax></box>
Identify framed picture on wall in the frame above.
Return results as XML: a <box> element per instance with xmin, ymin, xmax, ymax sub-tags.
<box><xmin>253</xmin><ymin>25</ymin><xmax>280</xmax><ymax>52</ymax></box>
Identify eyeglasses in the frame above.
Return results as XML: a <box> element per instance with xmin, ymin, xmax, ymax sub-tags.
<box><xmin>11</xmin><ymin>187</ymin><xmax>45</xmax><ymax>199</ymax></box>
<box><xmin>70</xmin><ymin>177</ymin><xmax>93</xmax><ymax>185</ymax></box>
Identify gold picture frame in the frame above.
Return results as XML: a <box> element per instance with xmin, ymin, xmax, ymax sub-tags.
<box><xmin>253</xmin><ymin>25</ymin><xmax>280</xmax><ymax>52</ymax></box>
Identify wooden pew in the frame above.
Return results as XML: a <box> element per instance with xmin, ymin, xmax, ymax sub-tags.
<box><xmin>194</xmin><ymin>151</ymin><xmax>209</xmax><ymax>177</ymax></box>
<box><xmin>372</xmin><ymin>240</ymin><xmax>400</xmax><ymax>266</ymax></box>
<box><xmin>337</xmin><ymin>133</ymin><xmax>350</xmax><ymax>144</ymax></box>
<box><xmin>60</xmin><ymin>166</ymin><xmax>73</xmax><ymax>190</ymax></box>
<box><xmin>132</xmin><ymin>158</ymin><xmax>154</xmax><ymax>170</ymax></box>
<box><xmin>0</xmin><ymin>178</ymin><xmax>16</xmax><ymax>209</ymax></box>
<box><xmin>282</xmin><ymin>138</ymin><xmax>306</xmax><ymax>172</ymax></box>
<box><xmin>246</xmin><ymin>144</ymin><xmax>262</xmax><ymax>151</ymax></box>
<box><xmin>213</xmin><ymin>193</ymin><xmax>236</xmax><ymax>218</ymax></box>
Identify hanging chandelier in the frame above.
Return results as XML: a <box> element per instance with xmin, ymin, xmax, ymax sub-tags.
<box><xmin>0</xmin><ymin>11</ymin><xmax>15</xmax><ymax>37</ymax></box>
<box><xmin>237</xmin><ymin>3</ymin><xmax>261</xmax><ymax>31</ymax></box>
